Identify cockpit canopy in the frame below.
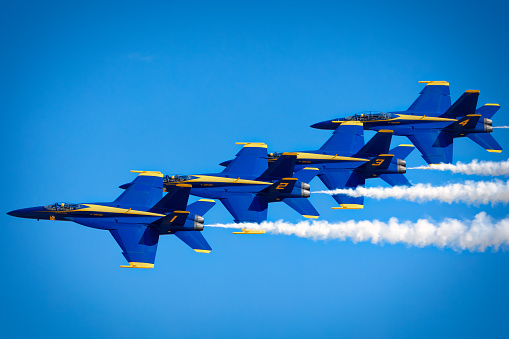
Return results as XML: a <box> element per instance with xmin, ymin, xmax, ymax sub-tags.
<box><xmin>44</xmin><ymin>203</ymin><xmax>84</xmax><ymax>211</ymax></box>
<box><xmin>344</xmin><ymin>111</ymin><xmax>393</xmax><ymax>121</ymax></box>
<box><xmin>163</xmin><ymin>174</ymin><xmax>191</xmax><ymax>183</ymax></box>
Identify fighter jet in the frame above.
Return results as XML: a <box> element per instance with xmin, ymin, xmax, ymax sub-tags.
<box><xmin>311</xmin><ymin>81</ymin><xmax>502</xmax><ymax>164</ymax></box>
<box><xmin>7</xmin><ymin>170</ymin><xmax>216</xmax><ymax>269</ymax></box>
<box><xmin>221</xmin><ymin>123</ymin><xmax>413</xmax><ymax>209</ymax></box>
<box><xmin>162</xmin><ymin>142</ymin><xmax>319</xmax><ymax>228</ymax></box>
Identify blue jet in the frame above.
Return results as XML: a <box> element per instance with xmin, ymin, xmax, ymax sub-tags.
<box><xmin>7</xmin><ymin>171</ymin><xmax>216</xmax><ymax>268</ymax></box>
<box><xmin>311</xmin><ymin>81</ymin><xmax>502</xmax><ymax>164</ymax></box>
<box><xmin>221</xmin><ymin>122</ymin><xmax>413</xmax><ymax>209</ymax></box>
<box><xmin>162</xmin><ymin>142</ymin><xmax>319</xmax><ymax>229</ymax></box>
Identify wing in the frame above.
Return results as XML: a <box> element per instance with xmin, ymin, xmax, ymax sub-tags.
<box><xmin>222</xmin><ymin>142</ymin><xmax>268</xmax><ymax>177</ymax></box>
<box><xmin>408</xmin><ymin>130</ymin><xmax>453</xmax><ymax>164</ymax></box>
<box><xmin>174</xmin><ymin>231</ymin><xmax>212</xmax><ymax>253</ymax></box>
<box><xmin>319</xmin><ymin>121</ymin><xmax>364</xmax><ymax>154</ymax></box>
<box><xmin>220</xmin><ymin>194</ymin><xmax>268</xmax><ymax>223</ymax></box>
<box><xmin>115</xmin><ymin>171</ymin><xmax>163</xmax><ymax>208</ymax></box>
<box><xmin>318</xmin><ymin>170</ymin><xmax>365</xmax><ymax>209</ymax></box>
<box><xmin>407</xmin><ymin>81</ymin><xmax>451</xmax><ymax>115</ymax></box>
<box><xmin>379</xmin><ymin>174</ymin><xmax>411</xmax><ymax>186</ymax></box>
<box><xmin>110</xmin><ymin>225</ymin><xmax>160</xmax><ymax>268</ymax></box>
<box><xmin>283</xmin><ymin>198</ymin><xmax>319</xmax><ymax>219</ymax></box>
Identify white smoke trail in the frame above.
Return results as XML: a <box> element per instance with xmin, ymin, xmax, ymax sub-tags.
<box><xmin>493</xmin><ymin>126</ymin><xmax>509</xmax><ymax>129</ymax></box>
<box><xmin>409</xmin><ymin>159</ymin><xmax>509</xmax><ymax>176</ymax></box>
<box><xmin>209</xmin><ymin>212</ymin><xmax>509</xmax><ymax>252</ymax></box>
<box><xmin>314</xmin><ymin>180</ymin><xmax>509</xmax><ymax>206</ymax></box>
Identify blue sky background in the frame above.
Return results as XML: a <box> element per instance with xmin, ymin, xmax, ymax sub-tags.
<box><xmin>1</xmin><ymin>1</ymin><xmax>509</xmax><ymax>337</ymax></box>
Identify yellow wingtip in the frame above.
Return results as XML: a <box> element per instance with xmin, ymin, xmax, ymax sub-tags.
<box><xmin>303</xmin><ymin>215</ymin><xmax>319</xmax><ymax>219</ymax></box>
<box><xmin>486</xmin><ymin>149</ymin><xmax>502</xmax><ymax>153</ymax></box>
<box><xmin>331</xmin><ymin>204</ymin><xmax>364</xmax><ymax>210</ymax></box>
<box><xmin>120</xmin><ymin>262</ymin><xmax>154</xmax><ymax>269</ymax></box>
<box><xmin>194</xmin><ymin>249</ymin><xmax>211</xmax><ymax>253</ymax></box>
<box><xmin>232</xmin><ymin>229</ymin><xmax>266</xmax><ymax>235</ymax></box>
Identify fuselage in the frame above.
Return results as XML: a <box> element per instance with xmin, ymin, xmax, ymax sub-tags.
<box><xmin>311</xmin><ymin>111</ymin><xmax>459</xmax><ymax>136</ymax></box>
<box><xmin>7</xmin><ymin>202</ymin><xmax>164</xmax><ymax>230</ymax></box>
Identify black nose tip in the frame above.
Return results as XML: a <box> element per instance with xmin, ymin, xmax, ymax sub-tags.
<box><xmin>7</xmin><ymin>210</ymin><xmax>17</xmax><ymax>217</ymax></box>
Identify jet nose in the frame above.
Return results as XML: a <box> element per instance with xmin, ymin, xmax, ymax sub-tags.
<box><xmin>7</xmin><ymin>207</ymin><xmax>41</xmax><ymax>219</ymax></box>
<box><xmin>310</xmin><ymin>119</ymin><xmax>341</xmax><ymax>130</ymax></box>
<box><xmin>7</xmin><ymin>209</ymin><xmax>23</xmax><ymax>217</ymax></box>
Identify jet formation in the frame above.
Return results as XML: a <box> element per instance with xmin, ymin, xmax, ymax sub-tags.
<box><xmin>8</xmin><ymin>81</ymin><xmax>503</xmax><ymax>268</ymax></box>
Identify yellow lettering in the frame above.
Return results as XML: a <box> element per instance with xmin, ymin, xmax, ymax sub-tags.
<box><xmin>276</xmin><ymin>182</ymin><xmax>289</xmax><ymax>190</ymax></box>
<box><xmin>459</xmin><ymin>119</ymin><xmax>469</xmax><ymax>126</ymax></box>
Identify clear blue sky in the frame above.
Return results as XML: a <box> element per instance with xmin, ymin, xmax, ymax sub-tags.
<box><xmin>1</xmin><ymin>1</ymin><xmax>508</xmax><ymax>337</ymax></box>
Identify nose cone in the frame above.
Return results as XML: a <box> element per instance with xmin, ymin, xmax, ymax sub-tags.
<box><xmin>7</xmin><ymin>207</ymin><xmax>43</xmax><ymax>219</ymax></box>
<box><xmin>310</xmin><ymin>119</ymin><xmax>342</xmax><ymax>130</ymax></box>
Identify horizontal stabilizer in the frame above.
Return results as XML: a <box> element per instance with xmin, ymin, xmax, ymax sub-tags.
<box><xmin>379</xmin><ymin>174</ymin><xmax>411</xmax><ymax>187</ymax></box>
<box><xmin>475</xmin><ymin>103</ymin><xmax>500</xmax><ymax>119</ymax></box>
<box><xmin>442</xmin><ymin>90</ymin><xmax>479</xmax><ymax>118</ymax></box>
<box><xmin>319</xmin><ymin>122</ymin><xmax>364</xmax><ymax>154</ymax></box>
<box><xmin>174</xmin><ymin>231</ymin><xmax>212</xmax><ymax>253</ymax></box>
<box><xmin>259</xmin><ymin>153</ymin><xmax>297</xmax><ymax>180</ymax></box>
<box><xmin>283</xmin><ymin>198</ymin><xmax>319</xmax><ymax>219</ymax></box>
<box><xmin>186</xmin><ymin>199</ymin><xmax>216</xmax><ymax>216</ymax></box>
<box><xmin>355</xmin><ymin>130</ymin><xmax>392</xmax><ymax>158</ymax></box>
<box><xmin>467</xmin><ymin>134</ymin><xmax>503</xmax><ymax>153</ymax></box>
<box><xmin>151</xmin><ymin>184</ymin><xmax>191</xmax><ymax>213</ymax></box>
<box><xmin>389</xmin><ymin>144</ymin><xmax>415</xmax><ymax>160</ymax></box>
<box><xmin>293</xmin><ymin>167</ymin><xmax>319</xmax><ymax>183</ymax></box>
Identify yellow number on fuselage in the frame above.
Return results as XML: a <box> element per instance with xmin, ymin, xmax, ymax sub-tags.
<box><xmin>459</xmin><ymin>119</ymin><xmax>469</xmax><ymax>126</ymax></box>
<box><xmin>276</xmin><ymin>182</ymin><xmax>289</xmax><ymax>190</ymax></box>
<box><xmin>372</xmin><ymin>159</ymin><xmax>384</xmax><ymax>166</ymax></box>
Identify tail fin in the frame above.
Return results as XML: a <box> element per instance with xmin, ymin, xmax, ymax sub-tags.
<box><xmin>407</xmin><ymin>81</ymin><xmax>451</xmax><ymax>115</ymax></box>
<box><xmin>389</xmin><ymin>144</ymin><xmax>415</xmax><ymax>160</ymax></box>
<box><xmin>319</xmin><ymin>121</ymin><xmax>364</xmax><ymax>154</ymax></box>
<box><xmin>259</xmin><ymin>153</ymin><xmax>297</xmax><ymax>180</ymax></box>
<box><xmin>355</xmin><ymin>130</ymin><xmax>392</xmax><ymax>158</ymax></box>
<box><xmin>260</xmin><ymin>177</ymin><xmax>298</xmax><ymax>196</ymax></box>
<box><xmin>441</xmin><ymin>90</ymin><xmax>479</xmax><ymax>118</ymax></box>
<box><xmin>468</xmin><ymin>134</ymin><xmax>503</xmax><ymax>153</ymax></box>
<box><xmin>476</xmin><ymin>103</ymin><xmax>500</xmax><ymax>119</ymax></box>
<box><xmin>151</xmin><ymin>184</ymin><xmax>191</xmax><ymax>213</ymax></box>
<box><xmin>283</xmin><ymin>198</ymin><xmax>319</xmax><ymax>219</ymax></box>
<box><xmin>358</xmin><ymin>154</ymin><xmax>394</xmax><ymax>171</ymax></box>
<box><xmin>174</xmin><ymin>231</ymin><xmax>212</xmax><ymax>253</ymax></box>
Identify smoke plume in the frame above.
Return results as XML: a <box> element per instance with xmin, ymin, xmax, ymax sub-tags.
<box><xmin>410</xmin><ymin>159</ymin><xmax>509</xmax><ymax>176</ymax></box>
<box><xmin>209</xmin><ymin>212</ymin><xmax>509</xmax><ymax>252</ymax></box>
<box><xmin>314</xmin><ymin>180</ymin><xmax>509</xmax><ymax>205</ymax></box>
<box><xmin>493</xmin><ymin>126</ymin><xmax>509</xmax><ymax>129</ymax></box>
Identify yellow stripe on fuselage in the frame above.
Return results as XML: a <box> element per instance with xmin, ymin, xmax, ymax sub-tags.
<box><xmin>295</xmin><ymin>152</ymin><xmax>368</xmax><ymax>162</ymax></box>
<box><xmin>76</xmin><ymin>204</ymin><xmax>165</xmax><ymax>217</ymax></box>
<box><xmin>169</xmin><ymin>175</ymin><xmax>272</xmax><ymax>185</ymax></box>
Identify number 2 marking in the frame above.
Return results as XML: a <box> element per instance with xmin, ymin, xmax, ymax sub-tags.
<box><xmin>276</xmin><ymin>182</ymin><xmax>289</xmax><ymax>190</ymax></box>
